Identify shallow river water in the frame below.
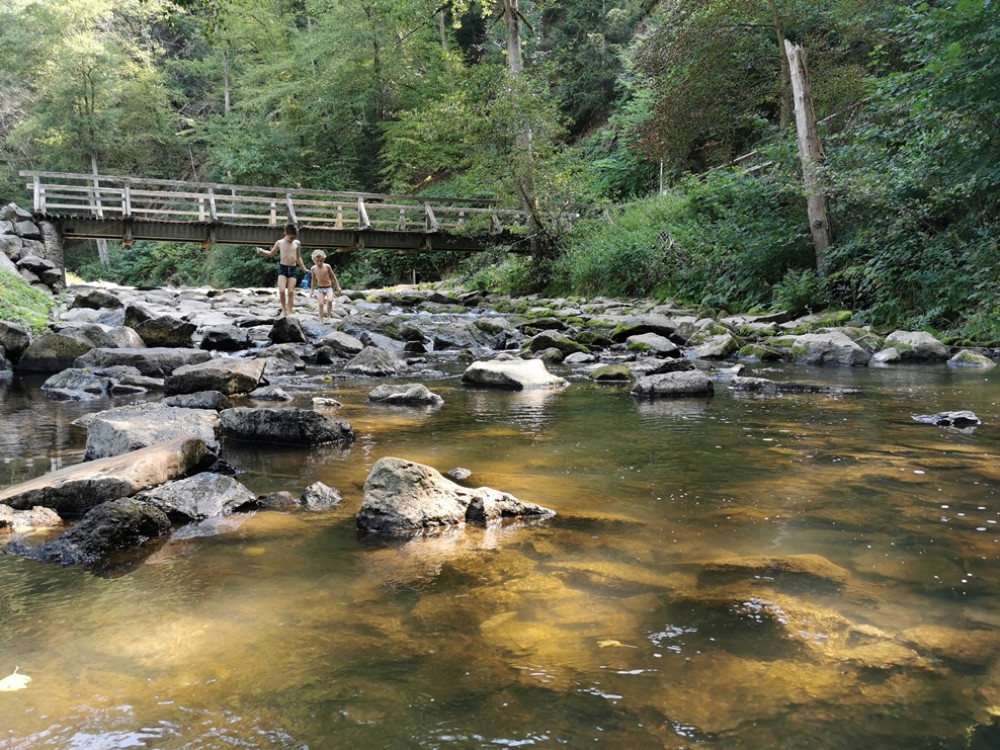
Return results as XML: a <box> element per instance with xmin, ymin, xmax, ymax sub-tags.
<box><xmin>2</xmin><ymin>359</ymin><xmax>1000</xmax><ymax>749</ymax></box>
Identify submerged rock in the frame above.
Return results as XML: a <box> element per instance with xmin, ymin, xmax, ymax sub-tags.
<box><xmin>0</xmin><ymin>504</ymin><xmax>62</xmax><ymax>531</ymax></box>
<box><xmin>728</xmin><ymin>376</ymin><xmax>859</xmax><ymax>396</ymax></box>
<box><xmin>912</xmin><ymin>410</ymin><xmax>980</xmax><ymax>427</ymax></box>
<box><xmin>5</xmin><ymin>497</ymin><xmax>171</xmax><ymax>567</ymax></box>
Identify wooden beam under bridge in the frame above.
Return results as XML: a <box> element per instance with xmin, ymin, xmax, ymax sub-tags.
<box><xmin>52</xmin><ymin>217</ymin><xmax>512</xmax><ymax>252</ymax></box>
<box><xmin>21</xmin><ymin>171</ymin><xmax>538</xmax><ymax>253</ymax></box>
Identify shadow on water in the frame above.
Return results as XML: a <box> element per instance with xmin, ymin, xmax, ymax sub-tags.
<box><xmin>1</xmin><ymin>362</ymin><xmax>1000</xmax><ymax>748</ymax></box>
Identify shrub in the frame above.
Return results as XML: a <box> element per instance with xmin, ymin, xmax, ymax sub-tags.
<box><xmin>772</xmin><ymin>268</ymin><xmax>830</xmax><ymax>317</ymax></box>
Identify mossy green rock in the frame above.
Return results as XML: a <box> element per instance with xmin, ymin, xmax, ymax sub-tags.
<box><xmin>522</xmin><ymin>332</ymin><xmax>590</xmax><ymax>355</ymax></box>
<box><xmin>738</xmin><ymin>344</ymin><xmax>784</xmax><ymax>361</ymax></box>
<box><xmin>590</xmin><ymin>364</ymin><xmax>632</xmax><ymax>382</ymax></box>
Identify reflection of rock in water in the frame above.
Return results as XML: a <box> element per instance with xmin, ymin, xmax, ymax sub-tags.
<box><xmin>466</xmin><ymin>388</ymin><xmax>562</xmax><ymax>433</ymax></box>
<box><xmin>634</xmin><ymin>397</ymin><xmax>711</xmax><ymax>421</ymax></box>
<box><xmin>357</xmin><ymin>524</ymin><xmax>538</xmax><ymax>589</ymax></box>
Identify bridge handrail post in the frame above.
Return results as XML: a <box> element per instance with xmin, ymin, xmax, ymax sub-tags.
<box><xmin>357</xmin><ymin>198</ymin><xmax>371</xmax><ymax>230</ymax></box>
<box><xmin>122</xmin><ymin>180</ymin><xmax>132</xmax><ymax>218</ymax></box>
<box><xmin>209</xmin><ymin>189</ymin><xmax>218</xmax><ymax>222</ymax></box>
<box><xmin>286</xmin><ymin>193</ymin><xmax>297</xmax><ymax>226</ymax></box>
<box><xmin>32</xmin><ymin>174</ymin><xmax>42</xmax><ymax>213</ymax></box>
<box><xmin>424</xmin><ymin>202</ymin><xmax>439</xmax><ymax>232</ymax></box>
<box><xmin>89</xmin><ymin>173</ymin><xmax>105</xmax><ymax>220</ymax></box>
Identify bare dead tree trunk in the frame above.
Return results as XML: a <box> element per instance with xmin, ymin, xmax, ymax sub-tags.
<box><xmin>785</xmin><ymin>40</ymin><xmax>832</xmax><ymax>273</ymax></box>
<box><xmin>90</xmin><ymin>153</ymin><xmax>109</xmax><ymax>268</ymax></box>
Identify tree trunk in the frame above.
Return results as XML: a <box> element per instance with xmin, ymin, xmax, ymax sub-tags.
<box><xmin>784</xmin><ymin>40</ymin><xmax>832</xmax><ymax>273</ymax></box>
<box><xmin>438</xmin><ymin>10</ymin><xmax>449</xmax><ymax>52</ymax></box>
<box><xmin>501</xmin><ymin>0</ymin><xmax>542</xmax><ymax>253</ymax></box>
<box><xmin>764</xmin><ymin>0</ymin><xmax>791</xmax><ymax>130</ymax></box>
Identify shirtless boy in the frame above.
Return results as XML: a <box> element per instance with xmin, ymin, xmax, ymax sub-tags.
<box><xmin>255</xmin><ymin>223</ymin><xmax>307</xmax><ymax>316</ymax></box>
<box><xmin>309</xmin><ymin>249</ymin><xmax>342</xmax><ymax>324</ymax></box>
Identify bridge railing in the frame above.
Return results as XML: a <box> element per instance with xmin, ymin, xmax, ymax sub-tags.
<box><xmin>21</xmin><ymin>172</ymin><xmax>529</xmax><ymax>236</ymax></box>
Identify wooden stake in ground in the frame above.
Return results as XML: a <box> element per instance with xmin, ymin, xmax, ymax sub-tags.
<box><xmin>784</xmin><ymin>40</ymin><xmax>832</xmax><ymax>273</ymax></box>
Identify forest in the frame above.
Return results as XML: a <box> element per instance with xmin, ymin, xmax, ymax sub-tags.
<box><xmin>1</xmin><ymin>0</ymin><xmax>997</xmax><ymax>342</ymax></box>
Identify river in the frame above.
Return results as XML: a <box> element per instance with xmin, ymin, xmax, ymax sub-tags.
<box><xmin>1</xmin><ymin>360</ymin><xmax>999</xmax><ymax>749</ymax></box>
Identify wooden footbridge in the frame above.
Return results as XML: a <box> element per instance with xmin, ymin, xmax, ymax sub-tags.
<box><xmin>21</xmin><ymin>172</ymin><xmax>533</xmax><ymax>253</ymax></box>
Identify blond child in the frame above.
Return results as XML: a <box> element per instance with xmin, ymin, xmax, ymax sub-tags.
<box><xmin>310</xmin><ymin>249</ymin><xmax>342</xmax><ymax>323</ymax></box>
<box><xmin>255</xmin><ymin>223</ymin><xmax>308</xmax><ymax>316</ymax></box>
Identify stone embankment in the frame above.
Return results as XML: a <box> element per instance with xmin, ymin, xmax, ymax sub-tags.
<box><xmin>0</xmin><ymin>202</ymin><xmax>64</xmax><ymax>294</ymax></box>
<box><xmin>0</xmin><ymin>278</ymin><xmax>994</xmax><ymax>570</ymax></box>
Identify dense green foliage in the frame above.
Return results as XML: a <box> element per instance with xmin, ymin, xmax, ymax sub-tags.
<box><xmin>0</xmin><ymin>269</ymin><xmax>56</xmax><ymax>334</ymax></box>
<box><xmin>1</xmin><ymin>0</ymin><xmax>998</xmax><ymax>339</ymax></box>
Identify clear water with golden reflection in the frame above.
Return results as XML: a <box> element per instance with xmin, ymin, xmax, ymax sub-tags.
<box><xmin>2</xmin><ymin>362</ymin><xmax>999</xmax><ymax>749</ymax></box>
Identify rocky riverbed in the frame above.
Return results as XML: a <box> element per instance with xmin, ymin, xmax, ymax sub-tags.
<box><xmin>0</xmin><ymin>280</ymin><xmax>995</xmax><ymax>570</ymax></box>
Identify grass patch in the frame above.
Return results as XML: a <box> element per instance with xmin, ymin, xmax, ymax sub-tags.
<box><xmin>0</xmin><ymin>269</ymin><xmax>55</xmax><ymax>334</ymax></box>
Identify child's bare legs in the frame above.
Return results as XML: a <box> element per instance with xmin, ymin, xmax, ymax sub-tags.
<box><xmin>276</xmin><ymin>276</ymin><xmax>290</xmax><ymax>315</ymax></box>
<box><xmin>318</xmin><ymin>290</ymin><xmax>331</xmax><ymax>323</ymax></box>
<box><xmin>283</xmin><ymin>277</ymin><xmax>299</xmax><ymax>314</ymax></box>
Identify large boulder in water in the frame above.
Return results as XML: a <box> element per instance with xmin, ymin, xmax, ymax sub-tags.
<box><xmin>791</xmin><ymin>332</ymin><xmax>872</xmax><ymax>367</ymax></box>
<box><xmin>200</xmin><ymin>325</ymin><xmax>253</xmax><ymax>352</ymax></box>
<box><xmin>357</xmin><ymin>456</ymin><xmax>555</xmax><ymax>535</ymax></box>
<box><xmin>220</xmin><ymin>406</ymin><xmax>355</xmax><ymax>445</ymax></box>
<box><xmin>317</xmin><ymin>330</ymin><xmax>365</xmax><ymax>358</ymax></box>
<box><xmin>16</xmin><ymin>329</ymin><xmax>98</xmax><ymax>373</ymax></box>
<box><xmin>345</xmin><ymin>345</ymin><xmax>405</xmax><ymax>376</ymax></box>
<box><xmin>0</xmin><ymin>437</ymin><xmax>208</xmax><ymax>515</ymax></box>
<box><xmin>630</xmin><ymin>370</ymin><xmax>714</xmax><ymax>399</ymax></box>
<box><xmin>462</xmin><ymin>358</ymin><xmax>569</xmax><ymax>391</ymax></box>
<box><xmin>882</xmin><ymin>330</ymin><xmax>950</xmax><ymax>361</ymax></box>
<box><xmin>164</xmin><ymin>357</ymin><xmax>266</xmax><ymax>395</ymax></box>
<box><xmin>133</xmin><ymin>315</ymin><xmax>197</xmax><ymax>347</ymax></box>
